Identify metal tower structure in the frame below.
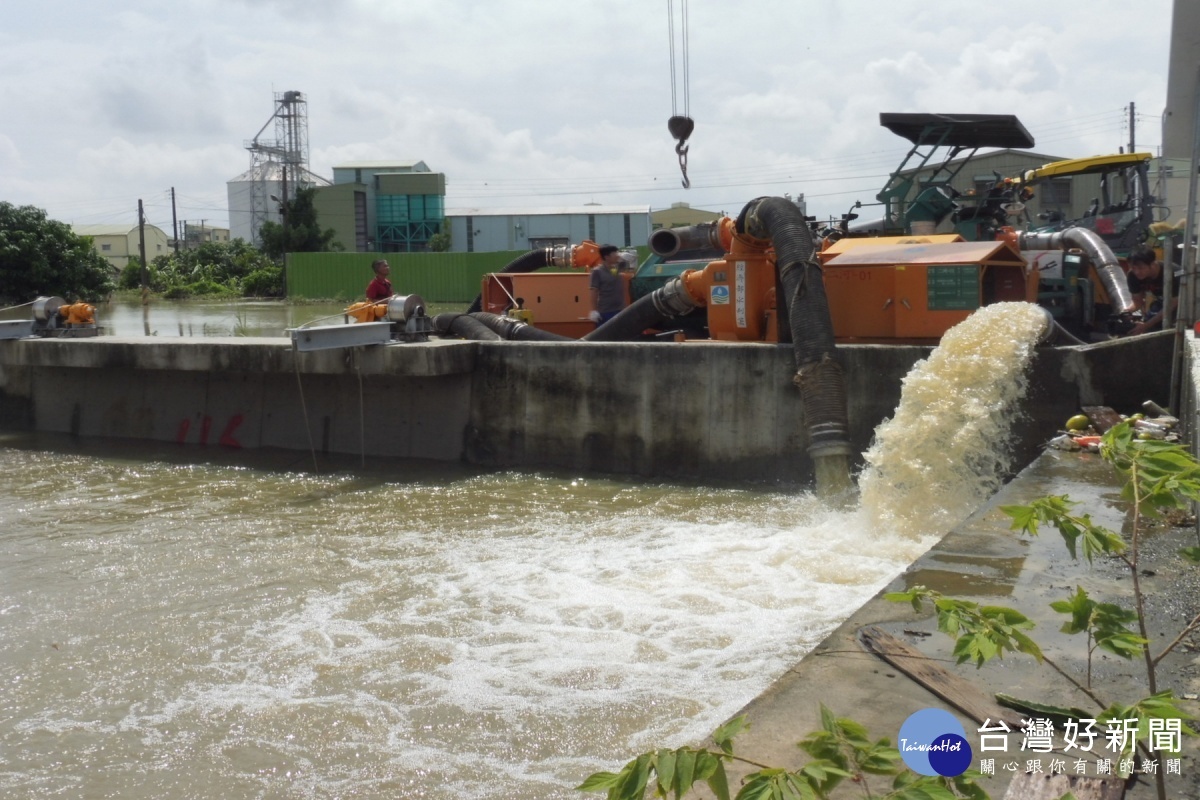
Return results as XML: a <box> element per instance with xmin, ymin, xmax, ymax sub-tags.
<box><xmin>244</xmin><ymin>90</ymin><xmax>310</xmax><ymax>245</ymax></box>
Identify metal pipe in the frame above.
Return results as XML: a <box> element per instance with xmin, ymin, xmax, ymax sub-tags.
<box><xmin>1018</xmin><ymin>227</ymin><xmax>1135</xmax><ymax>313</ymax></box>
<box><xmin>648</xmin><ymin>222</ymin><xmax>724</xmax><ymax>258</ymax></box>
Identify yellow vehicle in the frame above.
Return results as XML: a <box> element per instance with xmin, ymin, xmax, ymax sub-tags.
<box><xmin>1018</xmin><ymin>151</ymin><xmax>1159</xmax><ymax>256</ymax></box>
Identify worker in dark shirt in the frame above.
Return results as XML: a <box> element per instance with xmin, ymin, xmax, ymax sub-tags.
<box><xmin>366</xmin><ymin>259</ymin><xmax>393</xmax><ymax>303</ymax></box>
<box><xmin>1125</xmin><ymin>246</ymin><xmax>1179</xmax><ymax>336</ymax></box>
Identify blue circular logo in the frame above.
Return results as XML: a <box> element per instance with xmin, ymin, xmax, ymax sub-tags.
<box><xmin>898</xmin><ymin>708</ymin><xmax>972</xmax><ymax>777</ymax></box>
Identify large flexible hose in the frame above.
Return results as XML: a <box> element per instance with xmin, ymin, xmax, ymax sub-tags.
<box><xmin>432</xmin><ymin>312</ymin><xmax>503</xmax><ymax>341</ymax></box>
<box><xmin>581</xmin><ymin>274</ymin><xmax>704</xmax><ymax>342</ymax></box>
<box><xmin>742</xmin><ymin>197</ymin><xmax>852</xmax><ymax>463</ymax></box>
<box><xmin>1019</xmin><ymin>227</ymin><xmax>1135</xmax><ymax>313</ymax></box>
<box><xmin>1032</xmin><ymin>306</ymin><xmax>1088</xmax><ymax>347</ymax></box>
<box><xmin>469</xmin><ymin>312</ymin><xmax>573</xmax><ymax>341</ymax></box>
<box><xmin>466</xmin><ymin>249</ymin><xmax>550</xmax><ymax>313</ymax></box>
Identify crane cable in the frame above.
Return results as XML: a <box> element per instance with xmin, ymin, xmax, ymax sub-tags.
<box><xmin>667</xmin><ymin>0</ymin><xmax>694</xmax><ymax>188</ymax></box>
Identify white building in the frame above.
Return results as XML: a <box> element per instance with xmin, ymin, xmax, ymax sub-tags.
<box><xmin>226</xmin><ymin>162</ymin><xmax>330</xmax><ymax>244</ymax></box>
<box><xmin>445</xmin><ymin>205</ymin><xmax>652</xmax><ymax>253</ymax></box>
<box><xmin>72</xmin><ymin>223</ymin><xmax>171</xmax><ymax>271</ymax></box>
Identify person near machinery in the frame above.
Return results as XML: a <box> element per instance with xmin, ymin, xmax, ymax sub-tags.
<box><xmin>1125</xmin><ymin>245</ymin><xmax>1179</xmax><ymax>336</ymax></box>
<box><xmin>366</xmin><ymin>259</ymin><xmax>393</xmax><ymax>303</ymax></box>
<box><xmin>588</xmin><ymin>245</ymin><xmax>627</xmax><ymax>325</ymax></box>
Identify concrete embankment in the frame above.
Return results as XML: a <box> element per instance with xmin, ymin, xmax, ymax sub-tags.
<box><xmin>0</xmin><ymin>332</ymin><xmax>1174</xmax><ymax>484</ymax></box>
<box><xmin>707</xmin><ymin>331</ymin><xmax>1200</xmax><ymax>799</ymax></box>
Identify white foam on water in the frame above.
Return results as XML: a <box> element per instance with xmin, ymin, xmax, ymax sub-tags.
<box><xmin>0</xmin><ymin>305</ymin><xmax>1047</xmax><ymax>798</ymax></box>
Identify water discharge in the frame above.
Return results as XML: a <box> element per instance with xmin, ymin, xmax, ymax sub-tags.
<box><xmin>858</xmin><ymin>301</ymin><xmax>1049</xmax><ymax>538</ymax></box>
<box><xmin>0</xmin><ymin>303</ymin><xmax>1048</xmax><ymax>798</ymax></box>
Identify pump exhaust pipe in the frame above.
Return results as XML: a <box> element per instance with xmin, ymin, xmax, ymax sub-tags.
<box><xmin>648</xmin><ymin>222</ymin><xmax>725</xmax><ymax>258</ymax></box>
<box><xmin>1032</xmin><ymin>306</ymin><xmax>1088</xmax><ymax>347</ymax></box>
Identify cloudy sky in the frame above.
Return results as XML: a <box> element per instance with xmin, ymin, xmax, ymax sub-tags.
<box><xmin>1</xmin><ymin>0</ymin><xmax>1176</xmax><ymax>236</ymax></box>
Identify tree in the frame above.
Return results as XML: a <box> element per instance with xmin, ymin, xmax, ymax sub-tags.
<box><xmin>257</xmin><ymin>187</ymin><xmax>341</xmax><ymax>260</ymax></box>
<box><xmin>428</xmin><ymin>230</ymin><xmax>451</xmax><ymax>252</ymax></box>
<box><xmin>117</xmin><ymin>240</ymin><xmax>279</xmax><ymax>297</ymax></box>
<box><xmin>0</xmin><ymin>202</ymin><xmax>114</xmax><ymax>303</ymax></box>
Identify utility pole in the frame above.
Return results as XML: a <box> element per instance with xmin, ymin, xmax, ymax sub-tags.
<box><xmin>138</xmin><ymin>199</ymin><xmax>148</xmax><ymax>306</ymax></box>
<box><xmin>170</xmin><ymin>187</ymin><xmax>180</xmax><ymax>254</ymax></box>
<box><xmin>1129</xmin><ymin>101</ymin><xmax>1136</xmax><ymax>154</ymax></box>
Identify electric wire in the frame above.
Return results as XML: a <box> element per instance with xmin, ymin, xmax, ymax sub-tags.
<box><xmin>292</xmin><ymin>350</ymin><xmax>320</xmax><ymax>475</ymax></box>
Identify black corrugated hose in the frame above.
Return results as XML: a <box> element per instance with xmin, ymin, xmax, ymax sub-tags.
<box><xmin>469</xmin><ymin>312</ymin><xmax>573</xmax><ymax>341</ymax></box>
<box><xmin>432</xmin><ymin>312</ymin><xmax>503</xmax><ymax>341</ymax></box>
<box><xmin>742</xmin><ymin>196</ymin><xmax>851</xmax><ymax>459</ymax></box>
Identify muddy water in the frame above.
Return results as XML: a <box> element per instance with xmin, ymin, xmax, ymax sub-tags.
<box><xmin>0</xmin><ymin>298</ymin><xmax>461</xmax><ymax>339</ymax></box>
<box><xmin>0</xmin><ymin>303</ymin><xmax>1047</xmax><ymax>798</ymax></box>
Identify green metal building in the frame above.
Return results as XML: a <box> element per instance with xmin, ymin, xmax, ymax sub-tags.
<box><xmin>315</xmin><ymin>161</ymin><xmax>448</xmax><ymax>254</ymax></box>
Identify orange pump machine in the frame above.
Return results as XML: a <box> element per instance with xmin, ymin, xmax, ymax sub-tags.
<box><xmin>647</xmin><ymin>217</ymin><xmax>784</xmax><ymax>341</ymax></box>
<box><xmin>819</xmin><ymin>236</ymin><xmax>1029</xmax><ymax>341</ymax></box>
<box><xmin>477</xmin><ymin>240</ymin><xmax>625</xmax><ymax>338</ymax></box>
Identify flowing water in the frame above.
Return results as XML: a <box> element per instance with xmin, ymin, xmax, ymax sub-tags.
<box><xmin>0</xmin><ymin>302</ymin><xmax>1047</xmax><ymax>799</ymax></box>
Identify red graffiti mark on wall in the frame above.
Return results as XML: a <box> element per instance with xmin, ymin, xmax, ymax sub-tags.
<box><xmin>175</xmin><ymin>413</ymin><xmax>245</xmax><ymax>448</ymax></box>
<box><xmin>218</xmin><ymin>414</ymin><xmax>244</xmax><ymax>448</ymax></box>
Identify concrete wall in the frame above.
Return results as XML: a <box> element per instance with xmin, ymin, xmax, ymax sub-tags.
<box><xmin>0</xmin><ymin>333</ymin><xmax>1174</xmax><ymax>485</ymax></box>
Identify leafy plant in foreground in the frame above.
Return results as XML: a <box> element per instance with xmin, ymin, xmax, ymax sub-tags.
<box><xmin>577</xmin><ymin>706</ymin><xmax>986</xmax><ymax>800</ymax></box>
<box><xmin>890</xmin><ymin>422</ymin><xmax>1197</xmax><ymax>799</ymax></box>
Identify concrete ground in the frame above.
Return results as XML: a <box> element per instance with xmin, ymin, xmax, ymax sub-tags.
<box><xmin>701</xmin><ymin>448</ymin><xmax>1200</xmax><ymax>799</ymax></box>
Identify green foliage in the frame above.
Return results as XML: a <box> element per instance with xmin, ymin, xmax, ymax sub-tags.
<box><xmin>117</xmin><ymin>240</ymin><xmax>278</xmax><ymax>297</ymax></box>
<box><xmin>884</xmin><ymin>586</ymin><xmax>1042</xmax><ymax>667</ymax></box>
<box><xmin>1050</xmin><ymin>586</ymin><xmax>1145</xmax><ymax>660</ymax></box>
<box><xmin>1098</xmin><ymin>691</ymin><xmax>1196</xmax><ymax>758</ymax></box>
<box><xmin>258</xmin><ymin>187</ymin><xmax>341</xmax><ymax>260</ymax></box>
<box><xmin>577</xmin><ymin>709</ymin><xmax>986</xmax><ymax>800</ymax></box>
<box><xmin>242</xmin><ymin>265</ymin><xmax>284</xmax><ymax>297</ymax></box>
<box><xmin>427</xmin><ymin>230</ymin><xmax>451</xmax><ymax>252</ymax></box>
<box><xmin>0</xmin><ymin>202</ymin><xmax>114</xmax><ymax>302</ymax></box>
<box><xmin>1000</xmin><ymin>495</ymin><xmax>1126</xmax><ymax>562</ymax></box>
<box><xmin>1102</xmin><ymin>422</ymin><xmax>1200</xmax><ymax>514</ymax></box>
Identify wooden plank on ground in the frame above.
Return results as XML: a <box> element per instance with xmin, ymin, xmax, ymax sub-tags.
<box><xmin>1081</xmin><ymin>405</ymin><xmax>1123</xmax><ymax>433</ymax></box>
<box><xmin>1002</xmin><ymin>771</ymin><xmax>1125</xmax><ymax>799</ymax></box>
<box><xmin>858</xmin><ymin>626</ymin><xmax>1023</xmax><ymax>727</ymax></box>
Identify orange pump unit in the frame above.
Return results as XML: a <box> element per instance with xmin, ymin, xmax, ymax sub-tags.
<box><xmin>477</xmin><ymin>240</ymin><xmax>615</xmax><ymax>338</ymax></box>
<box><xmin>662</xmin><ymin>217</ymin><xmax>784</xmax><ymax>341</ymax></box>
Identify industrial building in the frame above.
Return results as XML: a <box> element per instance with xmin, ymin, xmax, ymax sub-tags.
<box><xmin>226</xmin><ymin>91</ymin><xmax>330</xmax><ymax>246</ymax></box>
<box><xmin>444</xmin><ymin>205</ymin><xmax>651</xmax><ymax>253</ymax></box>
<box><xmin>227</xmin><ymin>161</ymin><xmax>330</xmax><ymax>245</ymax></box>
<box><xmin>72</xmin><ymin>223</ymin><xmax>171</xmax><ymax>271</ymax></box>
<box><xmin>313</xmin><ymin>161</ymin><xmax>447</xmax><ymax>253</ymax></box>
<box><xmin>651</xmin><ymin>201</ymin><xmax>723</xmax><ymax>230</ymax></box>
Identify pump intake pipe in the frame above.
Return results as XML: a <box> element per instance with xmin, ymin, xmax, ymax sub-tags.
<box><xmin>740</xmin><ymin>196</ymin><xmax>853</xmax><ymax>495</ymax></box>
<box><xmin>432</xmin><ymin>312</ymin><xmax>503</xmax><ymax>341</ymax></box>
<box><xmin>466</xmin><ymin>241</ymin><xmax>603</xmax><ymax>313</ymax></box>
<box><xmin>1012</xmin><ymin>227</ymin><xmax>1135</xmax><ymax>314</ymax></box>
<box><xmin>468</xmin><ymin>312</ymin><xmax>572</xmax><ymax>341</ymax></box>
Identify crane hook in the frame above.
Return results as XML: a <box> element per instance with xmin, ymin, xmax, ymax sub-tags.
<box><xmin>668</xmin><ymin>115</ymin><xmax>694</xmax><ymax>189</ymax></box>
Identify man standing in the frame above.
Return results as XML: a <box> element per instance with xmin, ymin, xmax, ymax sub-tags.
<box><xmin>588</xmin><ymin>245</ymin><xmax>627</xmax><ymax>325</ymax></box>
<box><xmin>366</xmin><ymin>259</ymin><xmax>393</xmax><ymax>302</ymax></box>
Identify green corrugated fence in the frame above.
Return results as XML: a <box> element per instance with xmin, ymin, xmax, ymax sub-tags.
<box><xmin>286</xmin><ymin>248</ymin><xmax>652</xmax><ymax>302</ymax></box>
<box><xmin>286</xmin><ymin>251</ymin><xmax>530</xmax><ymax>302</ymax></box>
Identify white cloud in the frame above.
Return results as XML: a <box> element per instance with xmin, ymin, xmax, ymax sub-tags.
<box><xmin>1</xmin><ymin>0</ymin><xmax>1177</xmax><ymax>228</ymax></box>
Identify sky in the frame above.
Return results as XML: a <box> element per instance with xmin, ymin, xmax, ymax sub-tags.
<box><xmin>0</xmin><ymin>0</ymin><xmax>1176</xmax><ymax>237</ymax></box>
